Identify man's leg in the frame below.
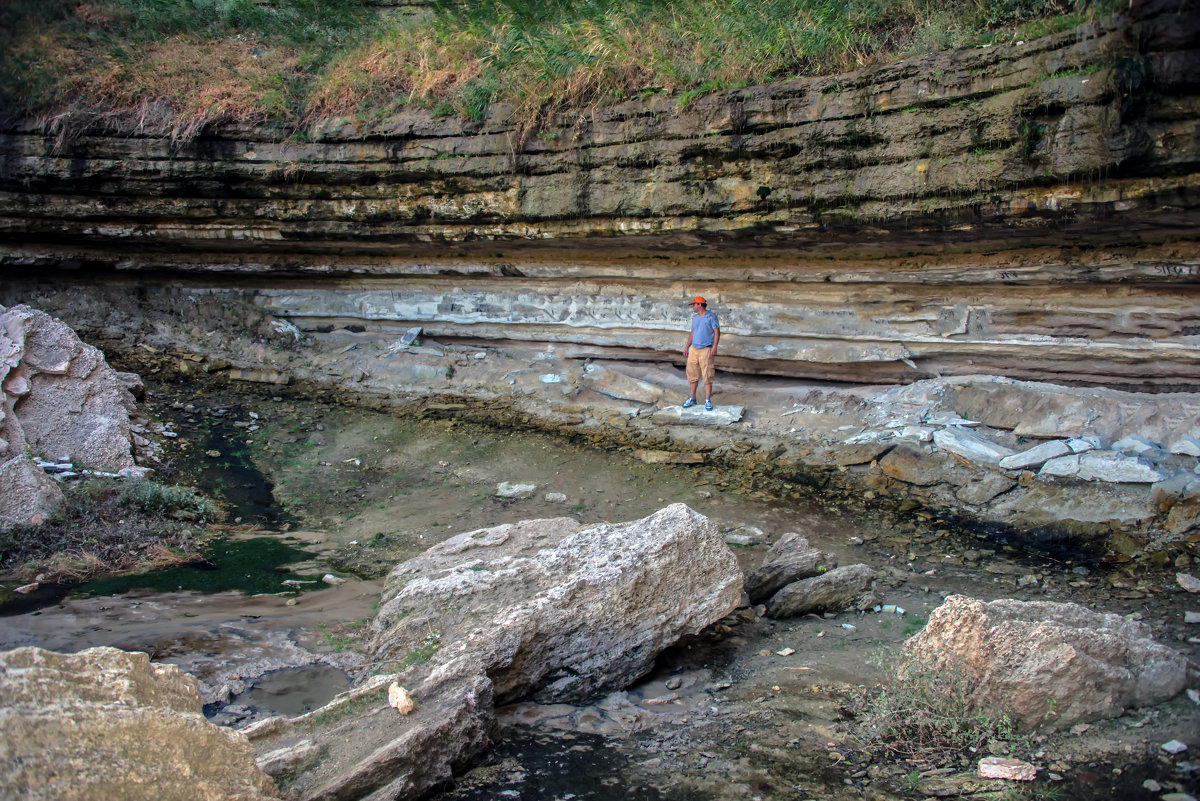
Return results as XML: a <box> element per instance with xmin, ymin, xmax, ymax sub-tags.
<box><xmin>699</xmin><ymin>347</ymin><xmax>714</xmax><ymax>402</ymax></box>
<box><xmin>684</xmin><ymin>348</ymin><xmax>700</xmax><ymax>405</ymax></box>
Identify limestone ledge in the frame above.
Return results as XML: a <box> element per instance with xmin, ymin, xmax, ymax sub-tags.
<box><xmin>2</xmin><ymin>282</ymin><xmax>1198</xmax><ymax>547</ymax></box>
<box><xmin>251</xmin><ymin>347</ymin><xmax>1200</xmax><ymax>552</ymax></box>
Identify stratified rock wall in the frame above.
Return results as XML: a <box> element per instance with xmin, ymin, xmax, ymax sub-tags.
<box><xmin>1</xmin><ymin>0</ymin><xmax>1198</xmax><ymax>388</ymax></box>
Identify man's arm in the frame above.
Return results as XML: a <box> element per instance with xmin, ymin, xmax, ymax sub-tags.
<box><xmin>711</xmin><ymin>327</ymin><xmax>719</xmax><ymax>356</ymax></box>
<box><xmin>684</xmin><ymin>331</ymin><xmax>693</xmax><ymax>358</ymax></box>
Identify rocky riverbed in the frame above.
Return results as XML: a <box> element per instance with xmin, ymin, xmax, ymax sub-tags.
<box><xmin>4</xmin><ymin>367</ymin><xmax>1198</xmax><ymax>800</ymax></box>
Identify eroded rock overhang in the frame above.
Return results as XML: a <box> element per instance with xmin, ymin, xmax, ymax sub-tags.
<box><xmin>1</xmin><ymin>0</ymin><xmax>1198</xmax><ymax>390</ymax></box>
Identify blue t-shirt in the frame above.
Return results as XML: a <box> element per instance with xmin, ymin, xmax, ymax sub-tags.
<box><xmin>690</xmin><ymin>311</ymin><xmax>719</xmax><ymax>348</ymax></box>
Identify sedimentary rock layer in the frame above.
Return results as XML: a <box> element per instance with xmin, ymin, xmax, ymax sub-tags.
<box><xmin>1</xmin><ymin>0</ymin><xmax>1198</xmax><ymax>387</ymax></box>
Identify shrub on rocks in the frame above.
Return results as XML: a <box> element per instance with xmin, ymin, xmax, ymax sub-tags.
<box><xmin>903</xmin><ymin>595</ymin><xmax>1198</xmax><ymax>730</ymax></box>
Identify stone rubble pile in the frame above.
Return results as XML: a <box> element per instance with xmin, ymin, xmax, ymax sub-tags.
<box><xmin>844</xmin><ymin>376</ymin><xmax>1200</xmax><ymax>548</ymax></box>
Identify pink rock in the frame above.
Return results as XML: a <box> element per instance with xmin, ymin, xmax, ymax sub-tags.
<box><xmin>905</xmin><ymin>595</ymin><xmax>1192</xmax><ymax>730</ymax></box>
<box><xmin>1</xmin><ymin>304</ymin><xmax>141</xmax><ymax>527</ymax></box>
<box><xmin>979</xmin><ymin>757</ymin><xmax>1037</xmax><ymax>781</ymax></box>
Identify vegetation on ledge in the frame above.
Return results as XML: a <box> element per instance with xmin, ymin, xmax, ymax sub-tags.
<box><xmin>2</xmin><ymin>0</ymin><xmax>1113</xmax><ymax>141</ymax></box>
<box><xmin>0</xmin><ymin>479</ymin><xmax>218</xmax><ymax>583</ymax></box>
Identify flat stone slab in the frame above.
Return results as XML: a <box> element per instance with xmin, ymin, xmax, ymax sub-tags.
<box><xmin>1041</xmin><ymin>451</ymin><xmax>1170</xmax><ymax>483</ymax></box>
<box><xmin>1170</xmin><ymin>435</ymin><xmax>1200</xmax><ymax>457</ymax></box>
<box><xmin>1000</xmin><ymin>439</ymin><xmax>1072</xmax><ymax>471</ymax></box>
<box><xmin>652</xmin><ymin>405</ymin><xmax>745</xmax><ymax>426</ymax></box>
<box><xmin>632</xmin><ymin>449</ymin><xmax>706</xmax><ymax>465</ymax></box>
<box><xmin>582</xmin><ymin>363</ymin><xmax>666</xmax><ymax>404</ymax></box>
<box><xmin>933</xmin><ymin>427</ymin><xmax>1015</xmax><ymax>466</ymax></box>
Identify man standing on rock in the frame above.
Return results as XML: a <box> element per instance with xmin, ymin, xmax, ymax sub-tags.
<box><xmin>683</xmin><ymin>296</ymin><xmax>720</xmax><ymax>411</ymax></box>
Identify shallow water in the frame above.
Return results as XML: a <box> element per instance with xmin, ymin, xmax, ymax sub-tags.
<box><xmin>237</xmin><ymin>664</ymin><xmax>353</xmax><ymax>717</ymax></box>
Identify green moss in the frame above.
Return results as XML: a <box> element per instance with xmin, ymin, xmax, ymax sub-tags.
<box><xmin>78</xmin><ymin>536</ymin><xmax>325</xmax><ymax>597</ymax></box>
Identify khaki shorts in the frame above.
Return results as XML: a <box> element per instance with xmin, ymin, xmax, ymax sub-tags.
<box><xmin>686</xmin><ymin>345</ymin><xmax>715</xmax><ymax>383</ymax></box>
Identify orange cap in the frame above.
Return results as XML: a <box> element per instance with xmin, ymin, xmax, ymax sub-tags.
<box><xmin>690</xmin><ymin>296</ymin><xmax>706</xmax><ymax>305</ymax></box>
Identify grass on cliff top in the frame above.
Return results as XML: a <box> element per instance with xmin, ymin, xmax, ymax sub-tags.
<box><xmin>2</xmin><ymin>0</ymin><xmax>1111</xmax><ymax>142</ymax></box>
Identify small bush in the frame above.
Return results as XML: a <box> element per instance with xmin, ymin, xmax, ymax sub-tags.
<box><xmin>118</xmin><ymin>479</ymin><xmax>215</xmax><ymax>521</ymax></box>
<box><xmin>0</xmin><ymin>479</ymin><xmax>220</xmax><ymax>582</ymax></box>
<box><xmin>848</xmin><ymin>651</ymin><xmax>1025</xmax><ymax>766</ymax></box>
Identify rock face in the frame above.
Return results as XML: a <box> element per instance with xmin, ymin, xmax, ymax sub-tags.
<box><xmin>0</xmin><ymin>304</ymin><xmax>140</xmax><ymax>527</ymax></box>
<box><xmin>904</xmin><ymin>595</ymin><xmax>1199</xmax><ymax>730</ymax></box>
<box><xmin>246</xmin><ymin>503</ymin><xmax>743</xmax><ymax>800</ymax></box>
<box><xmin>0</xmin><ymin>645</ymin><xmax>280</xmax><ymax>800</ymax></box>
<box><xmin>1</xmin><ymin>1</ymin><xmax>1199</xmax><ymax>389</ymax></box>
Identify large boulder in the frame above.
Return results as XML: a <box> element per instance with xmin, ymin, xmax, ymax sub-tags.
<box><xmin>0</xmin><ymin>645</ymin><xmax>279</xmax><ymax>800</ymax></box>
<box><xmin>246</xmin><ymin>503</ymin><xmax>743</xmax><ymax>800</ymax></box>
<box><xmin>1</xmin><ymin>304</ymin><xmax>140</xmax><ymax>527</ymax></box>
<box><xmin>904</xmin><ymin>595</ymin><xmax>1199</xmax><ymax>730</ymax></box>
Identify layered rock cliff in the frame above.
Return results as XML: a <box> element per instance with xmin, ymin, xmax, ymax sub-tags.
<box><xmin>1</xmin><ymin>0</ymin><xmax>1199</xmax><ymax>389</ymax></box>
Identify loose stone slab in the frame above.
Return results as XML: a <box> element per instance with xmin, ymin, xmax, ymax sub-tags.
<box><xmin>1171</xmin><ymin>436</ymin><xmax>1200</xmax><ymax>457</ymax></box>
<box><xmin>632</xmin><ymin>449</ymin><xmax>706</xmax><ymax>465</ymax></box>
<box><xmin>1040</xmin><ymin>454</ymin><xmax>1081</xmax><ymax>478</ymax></box>
<box><xmin>1075</xmin><ymin>451</ymin><xmax>1169</xmax><ymax>483</ymax></box>
<box><xmin>999</xmin><ymin>439</ymin><xmax>1072</xmax><ymax>471</ymax></box>
<box><xmin>978</xmin><ymin>757</ymin><xmax>1038</xmax><ymax>781</ymax></box>
<box><xmin>1112</xmin><ymin>434</ymin><xmax>1164</xmax><ymax>456</ymax></box>
<box><xmin>764</xmin><ymin>563</ymin><xmax>877</xmax><ymax>618</ymax></box>
<box><xmin>1039</xmin><ymin>450</ymin><xmax>1166</xmax><ymax>482</ymax></box>
<box><xmin>933</xmin><ymin>427</ymin><xmax>1015</xmax><ymax>466</ymax></box>
<box><xmin>1067</xmin><ymin>436</ymin><xmax>1102</xmax><ymax>453</ymax></box>
<box><xmin>955</xmin><ymin>474</ymin><xmax>1018</xmax><ymax>505</ymax></box>
<box><xmin>744</xmin><ymin>532</ymin><xmax>839</xmax><ymax>604</ymax></box>
<box><xmin>496</xmin><ymin>481</ymin><xmax>537</xmax><ymax>498</ymax></box>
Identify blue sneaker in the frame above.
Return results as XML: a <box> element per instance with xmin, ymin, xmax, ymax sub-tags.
<box><xmin>704</xmin><ymin>399</ymin><xmax>713</xmax><ymax>411</ymax></box>
<box><xmin>682</xmin><ymin>397</ymin><xmax>697</xmax><ymax>408</ymax></box>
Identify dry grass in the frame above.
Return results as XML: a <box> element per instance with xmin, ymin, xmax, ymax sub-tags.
<box><xmin>0</xmin><ymin>479</ymin><xmax>219</xmax><ymax>584</ymax></box>
<box><xmin>307</xmin><ymin>28</ymin><xmax>484</xmax><ymax>121</ymax></box>
<box><xmin>37</xmin><ymin>36</ymin><xmax>304</xmax><ymax>142</ymax></box>
<box><xmin>2</xmin><ymin>0</ymin><xmax>1109</xmax><ymax>143</ymax></box>
<box><xmin>14</xmin><ymin>544</ymin><xmax>198</xmax><ymax>584</ymax></box>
